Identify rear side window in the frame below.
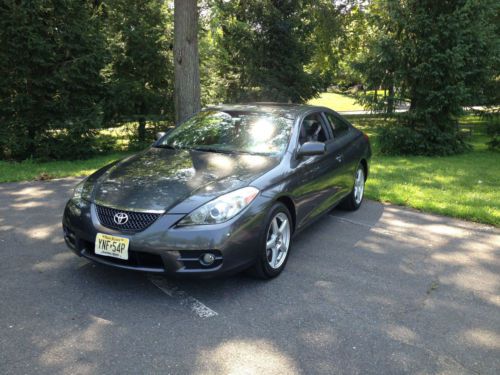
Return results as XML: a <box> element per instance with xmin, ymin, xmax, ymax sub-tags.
<box><xmin>324</xmin><ymin>112</ymin><xmax>349</xmax><ymax>138</ymax></box>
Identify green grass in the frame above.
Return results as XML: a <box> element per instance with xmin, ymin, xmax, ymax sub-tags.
<box><xmin>346</xmin><ymin>115</ymin><xmax>500</xmax><ymax>226</ymax></box>
<box><xmin>0</xmin><ymin>112</ymin><xmax>498</xmax><ymax>226</ymax></box>
<box><xmin>0</xmin><ymin>152</ymin><xmax>132</xmax><ymax>183</ymax></box>
<box><xmin>308</xmin><ymin>92</ymin><xmax>365</xmax><ymax>112</ymax></box>
<box><xmin>0</xmin><ymin>121</ymin><xmax>159</xmax><ymax>183</ymax></box>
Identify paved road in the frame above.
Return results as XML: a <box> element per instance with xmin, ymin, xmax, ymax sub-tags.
<box><xmin>0</xmin><ymin>178</ymin><xmax>499</xmax><ymax>375</ymax></box>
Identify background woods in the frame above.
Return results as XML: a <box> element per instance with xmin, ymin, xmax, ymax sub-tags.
<box><xmin>0</xmin><ymin>0</ymin><xmax>498</xmax><ymax>161</ymax></box>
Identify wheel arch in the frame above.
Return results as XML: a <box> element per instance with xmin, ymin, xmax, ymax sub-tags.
<box><xmin>276</xmin><ymin>195</ymin><xmax>296</xmax><ymax>233</ymax></box>
<box><xmin>359</xmin><ymin>158</ymin><xmax>368</xmax><ymax>180</ymax></box>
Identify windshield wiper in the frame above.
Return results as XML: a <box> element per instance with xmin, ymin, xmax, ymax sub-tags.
<box><xmin>239</xmin><ymin>151</ymin><xmax>273</xmax><ymax>156</ymax></box>
<box><xmin>191</xmin><ymin>147</ymin><xmax>235</xmax><ymax>154</ymax></box>
<box><xmin>191</xmin><ymin>147</ymin><xmax>273</xmax><ymax>156</ymax></box>
<box><xmin>154</xmin><ymin>144</ymin><xmax>178</xmax><ymax>150</ymax></box>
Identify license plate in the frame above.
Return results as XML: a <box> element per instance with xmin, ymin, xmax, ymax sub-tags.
<box><xmin>95</xmin><ymin>233</ymin><xmax>129</xmax><ymax>260</ymax></box>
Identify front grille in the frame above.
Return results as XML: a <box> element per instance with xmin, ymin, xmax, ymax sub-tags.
<box><xmin>95</xmin><ymin>205</ymin><xmax>161</xmax><ymax>233</ymax></box>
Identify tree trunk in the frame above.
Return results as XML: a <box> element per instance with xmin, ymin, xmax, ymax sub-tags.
<box><xmin>138</xmin><ymin>118</ymin><xmax>146</xmax><ymax>142</ymax></box>
<box><xmin>387</xmin><ymin>85</ymin><xmax>395</xmax><ymax>114</ymax></box>
<box><xmin>174</xmin><ymin>0</ymin><xmax>201</xmax><ymax>126</ymax></box>
<box><xmin>137</xmin><ymin>101</ymin><xmax>146</xmax><ymax>142</ymax></box>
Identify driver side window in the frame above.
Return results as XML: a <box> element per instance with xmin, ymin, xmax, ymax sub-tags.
<box><xmin>299</xmin><ymin>113</ymin><xmax>328</xmax><ymax>145</ymax></box>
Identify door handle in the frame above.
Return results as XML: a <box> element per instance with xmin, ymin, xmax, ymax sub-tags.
<box><xmin>335</xmin><ymin>154</ymin><xmax>343</xmax><ymax>162</ymax></box>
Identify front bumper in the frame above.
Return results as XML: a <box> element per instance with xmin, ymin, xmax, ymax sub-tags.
<box><xmin>62</xmin><ymin>197</ymin><xmax>270</xmax><ymax>277</ymax></box>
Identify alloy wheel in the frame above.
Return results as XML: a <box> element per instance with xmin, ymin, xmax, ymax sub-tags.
<box><xmin>265</xmin><ymin>212</ymin><xmax>291</xmax><ymax>269</ymax></box>
<box><xmin>354</xmin><ymin>168</ymin><xmax>365</xmax><ymax>205</ymax></box>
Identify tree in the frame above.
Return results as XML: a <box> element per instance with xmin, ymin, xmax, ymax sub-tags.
<box><xmin>301</xmin><ymin>0</ymin><xmax>343</xmax><ymax>92</ymax></box>
<box><xmin>207</xmin><ymin>0</ymin><xmax>336</xmax><ymax>103</ymax></box>
<box><xmin>0</xmin><ymin>0</ymin><xmax>107</xmax><ymax>160</ymax></box>
<box><xmin>305</xmin><ymin>0</ymin><xmax>369</xmax><ymax>92</ymax></box>
<box><xmin>374</xmin><ymin>0</ymin><xmax>500</xmax><ymax>155</ymax></box>
<box><xmin>352</xmin><ymin>25</ymin><xmax>399</xmax><ymax>114</ymax></box>
<box><xmin>333</xmin><ymin>3</ymin><xmax>371</xmax><ymax>89</ymax></box>
<box><xmin>102</xmin><ymin>0</ymin><xmax>174</xmax><ymax>142</ymax></box>
<box><xmin>174</xmin><ymin>0</ymin><xmax>201</xmax><ymax>125</ymax></box>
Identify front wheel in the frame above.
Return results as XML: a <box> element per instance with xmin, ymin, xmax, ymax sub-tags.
<box><xmin>250</xmin><ymin>202</ymin><xmax>292</xmax><ymax>279</ymax></box>
<box><xmin>340</xmin><ymin>164</ymin><xmax>365</xmax><ymax>211</ymax></box>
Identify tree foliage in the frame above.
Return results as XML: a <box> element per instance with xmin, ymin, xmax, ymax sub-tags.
<box><xmin>351</xmin><ymin>0</ymin><xmax>500</xmax><ymax>155</ymax></box>
<box><xmin>0</xmin><ymin>0</ymin><xmax>107</xmax><ymax>160</ymax></box>
<box><xmin>204</xmin><ymin>0</ymin><xmax>340</xmax><ymax>103</ymax></box>
<box><xmin>0</xmin><ymin>0</ymin><xmax>498</xmax><ymax>160</ymax></box>
<box><xmin>102</xmin><ymin>0</ymin><xmax>174</xmax><ymax>142</ymax></box>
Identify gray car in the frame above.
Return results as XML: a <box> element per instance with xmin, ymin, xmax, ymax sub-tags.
<box><xmin>63</xmin><ymin>103</ymin><xmax>371</xmax><ymax>279</ymax></box>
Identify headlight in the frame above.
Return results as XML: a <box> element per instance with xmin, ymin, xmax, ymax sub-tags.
<box><xmin>72</xmin><ymin>179</ymin><xmax>92</xmax><ymax>202</ymax></box>
<box><xmin>178</xmin><ymin>187</ymin><xmax>259</xmax><ymax>226</ymax></box>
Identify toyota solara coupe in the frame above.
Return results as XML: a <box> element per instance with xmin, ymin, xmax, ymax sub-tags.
<box><xmin>63</xmin><ymin>103</ymin><xmax>371</xmax><ymax>279</ymax></box>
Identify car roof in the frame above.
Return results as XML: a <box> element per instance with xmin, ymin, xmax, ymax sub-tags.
<box><xmin>203</xmin><ymin>102</ymin><xmax>333</xmax><ymax>118</ymax></box>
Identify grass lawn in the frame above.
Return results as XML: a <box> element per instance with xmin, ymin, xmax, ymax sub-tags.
<box><xmin>308</xmin><ymin>92</ymin><xmax>365</xmax><ymax>112</ymax></box>
<box><xmin>0</xmin><ymin>113</ymin><xmax>498</xmax><ymax>226</ymax></box>
<box><xmin>346</xmin><ymin>115</ymin><xmax>500</xmax><ymax>226</ymax></box>
<box><xmin>0</xmin><ymin>152</ymin><xmax>132</xmax><ymax>184</ymax></box>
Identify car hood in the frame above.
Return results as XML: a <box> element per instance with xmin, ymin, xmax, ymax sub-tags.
<box><xmin>92</xmin><ymin>147</ymin><xmax>279</xmax><ymax>213</ymax></box>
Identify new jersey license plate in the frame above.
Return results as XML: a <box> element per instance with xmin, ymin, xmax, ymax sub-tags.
<box><xmin>95</xmin><ymin>233</ymin><xmax>129</xmax><ymax>260</ymax></box>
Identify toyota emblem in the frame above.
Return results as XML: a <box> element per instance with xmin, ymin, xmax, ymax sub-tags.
<box><xmin>113</xmin><ymin>212</ymin><xmax>129</xmax><ymax>225</ymax></box>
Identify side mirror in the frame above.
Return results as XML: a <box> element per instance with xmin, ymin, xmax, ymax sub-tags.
<box><xmin>297</xmin><ymin>141</ymin><xmax>326</xmax><ymax>157</ymax></box>
<box><xmin>156</xmin><ymin>132</ymin><xmax>166</xmax><ymax>141</ymax></box>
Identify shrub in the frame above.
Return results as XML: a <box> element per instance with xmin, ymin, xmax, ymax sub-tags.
<box><xmin>353</xmin><ymin>0</ymin><xmax>499</xmax><ymax>156</ymax></box>
<box><xmin>484</xmin><ymin>112</ymin><xmax>500</xmax><ymax>151</ymax></box>
<box><xmin>34</xmin><ymin>128</ymin><xmax>100</xmax><ymax>161</ymax></box>
<box><xmin>379</xmin><ymin>118</ymin><xmax>470</xmax><ymax>156</ymax></box>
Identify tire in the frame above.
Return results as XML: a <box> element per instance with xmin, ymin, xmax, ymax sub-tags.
<box><xmin>250</xmin><ymin>202</ymin><xmax>293</xmax><ymax>279</ymax></box>
<box><xmin>339</xmin><ymin>164</ymin><xmax>365</xmax><ymax>211</ymax></box>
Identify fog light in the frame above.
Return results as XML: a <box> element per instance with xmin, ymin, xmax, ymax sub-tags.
<box><xmin>201</xmin><ymin>253</ymin><xmax>216</xmax><ymax>266</ymax></box>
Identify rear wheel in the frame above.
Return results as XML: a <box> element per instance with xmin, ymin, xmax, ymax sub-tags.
<box><xmin>250</xmin><ymin>202</ymin><xmax>292</xmax><ymax>279</ymax></box>
<box><xmin>340</xmin><ymin>164</ymin><xmax>365</xmax><ymax>211</ymax></box>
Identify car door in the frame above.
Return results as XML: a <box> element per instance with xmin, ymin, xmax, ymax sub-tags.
<box><xmin>289</xmin><ymin>111</ymin><xmax>343</xmax><ymax>229</ymax></box>
<box><xmin>323</xmin><ymin>111</ymin><xmax>358</xmax><ymax>197</ymax></box>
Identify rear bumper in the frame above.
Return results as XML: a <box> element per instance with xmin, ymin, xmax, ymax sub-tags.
<box><xmin>62</xmin><ymin>197</ymin><xmax>270</xmax><ymax>277</ymax></box>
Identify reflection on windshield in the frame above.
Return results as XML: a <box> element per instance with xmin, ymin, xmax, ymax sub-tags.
<box><xmin>157</xmin><ymin>110</ymin><xmax>293</xmax><ymax>156</ymax></box>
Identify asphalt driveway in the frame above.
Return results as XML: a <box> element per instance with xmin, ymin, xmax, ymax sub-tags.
<box><xmin>0</xmin><ymin>178</ymin><xmax>499</xmax><ymax>374</ymax></box>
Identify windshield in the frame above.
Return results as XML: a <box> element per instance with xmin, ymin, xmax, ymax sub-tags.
<box><xmin>157</xmin><ymin>110</ymin><xmax>294</xmax><ymax>156</ymax></box>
